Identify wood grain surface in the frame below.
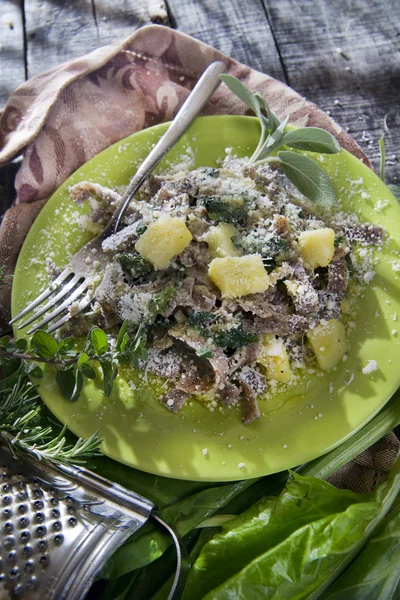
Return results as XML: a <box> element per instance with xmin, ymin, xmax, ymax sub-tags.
<box><xmin>0</xmin><ymin>0</ymin><xmax>399</xmax><ymax>216</ymax></box>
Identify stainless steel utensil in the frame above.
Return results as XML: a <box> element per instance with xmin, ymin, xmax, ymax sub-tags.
<box><xmin>11</xmin><ymin>61</ymin><xmax>226</xmax><ymax>334</ymax></box>
<box><xmin>0</xmin><ymin>442</ymin><xmax>185</xmax><ymax>599</ymax></box>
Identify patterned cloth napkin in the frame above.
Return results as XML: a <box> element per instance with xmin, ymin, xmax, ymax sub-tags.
<box><xmin>0</xmin><ymin>24</ymin><xmax>397</xmax><ymax>488</ymax></box>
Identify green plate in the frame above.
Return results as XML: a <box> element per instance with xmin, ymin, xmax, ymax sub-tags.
<box><xmin>12</xmin><ymin>116</ymin><xmax>400</xmax><ymax>481</ymax></box>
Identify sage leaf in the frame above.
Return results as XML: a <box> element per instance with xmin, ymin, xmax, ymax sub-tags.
<box><xmin>90</xmin><ymin>327</ymin><xmax>108</xmax><ymax>355</ymax></box>
<box><xmin>31</xmin><ymin>330</ymin><xmax>59</xmax><ymax>359</ymax></box>
<box><xmin>219</xmin><ymin>74</ymin><xmax>262</xmax><ymax>119</ymax></box>
<box><xmin>282</xmin><ymin>127</ymin><xmax>341</xmax><ymax>154</ymax></box>
<box><xmin>255</xmin><ymin>115</ymin><xmax>289</xmax><ymax>161</ymax></box>
<box><xmin>278</xmin><ymin>150</ymin><xmax>336</xmax><ymax>207</ymax></box>
<box><xmin>254</xmin><ymin>93</ymin><xmax>281</xmax><ymax>131</ymax></box>
<box><xmin>56</xmin><ymin>368</ymin><xmax>83</xmax><ymax>402</ymax></box>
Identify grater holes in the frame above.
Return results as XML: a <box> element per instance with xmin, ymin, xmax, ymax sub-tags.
<box><xmin>7</xmin><ymin>550</ymin><xmax>17</xmax><ymax>564</ymax></box>
<box><xmin>2</xmin><ymin>496</ymin><xmax>12</xmax><ymax>506</ymax></box>
<box><xmin>54</xmin><ymin>534</ymin><xmax>64</xmax><ymax>546</ymax></box>
<box><xmin>32</xmin><ymin>489</ymin><xmax>42</xmax><ymax>499</ymax></box>
<box><xmin>37</xmin><ymin>540</ymin><xmax>48</xmax><ymax>552</ymax></box>
<box><xmin>52</xmin><ymin>521</ymin><xmax>62</xmax><ymax>532</ymax></box>
<box><xmin>3</xmin><ymin>536</ymin><xmax>16</xmax><ymax>549</ymax></box>
<box><xmin>51</xmin><ymin>508</ymin><xmax>60</xmax><ymax>519</ymax></box>
<box><xmin>24</xmin><ymin>560</ymin><xmax>34</xmax><ymax>574</ymax></box>
<box><xmin>68</xmin><ymin>517</ymin><xmax>77</xmax><ymax>527</ymax></box>
<box><xmin>2</xmin><ymin>485</ymin><xmax>10</xmax><ymax>493</ymax></box>
<box><xmin>17</xmin><ymin>505</ymin><xmax>27</xmax><ymax>515</ymax></box>
<box><xmin>33</xmin><ymin>500</ymin><xmax>44</xmax><ymax>510</ymax></box>
<box><xmin>12</xmin><ymin>583</ymin><xmax>24</xmax><ymax>596</ymax></box>
<box><xmin>9</xmin><ymin>566</ymin><xmax>20</xmax><ymax>579</ymax></box>
<box><xmin>35</xmin><ymin>526</ymin><xmax>46</xmax><ymax>538</ymax></box>
<box><xmin>26</xmin><ymin>575</ymin><xmax>37</xmax><ymax>589</ymax></box>
<box><xmin>3</xmin><ymin>522</ymin><xmax>14</xmax><ymax>534</ymax></box>
<box><xmin>3</xmin><ymin>509</ymin><xmax>13</xmax><ymax>520</ymax></box>
<box><xmin>20</xmin><ymin>531</ymin><xmax>30</xmax><ymax>543</ymax></box>
<box><xmin>17</xmin><ymin>491</ymin><xmax>27</xmax><ymax>502</ymax></box>
<box><xmin>18</xmin><ymin>517</ymin><xmax>29</xmax><ymax>529</ymax></box>
<box><xmin>34</xmin><ymin>513</ymin><xmax>45</xmax><ymax>524</ymax></box>
<box><xmin>22</xmin><ymin>546</ymin><xmax>33</xmax><ymax>558</ymax></box>
<box><xmin>39</xmin><ymin>555</ymin><xmax>49</xmax><ymax>568</ymax></box>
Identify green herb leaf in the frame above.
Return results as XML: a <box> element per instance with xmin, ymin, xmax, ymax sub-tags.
<box><xmin>254</xmin><ymin>93</ymin><xmax>281</xmax><ymax>132</ymax></box>
<box><xmin>196</xmin><ymin>349</ymin><xmax>215</xmax><ymax>359</ymax></box>
<box><xmin>56</xmin><ymin>368</ymin><xmax>83</xmax><ymax>402</ymax></box>
<box><xmin>15</xmin><ymin>338</ymin><xmax>28</xmax><ymax>352</ymax></box>
<box><xmin>58</xmin><ymin>337</ymin><xmax>75</xmax><ymax>356</ymax></box>
<box><xmin>282</xmin><ymin>127</ymin><xmax>341</xmax><ymax>154</ymax></box>
<box><xmin>202</xmin><ymin>195</ymin><xmax>249</xmax><ymax>226</ymax></box>
<box><xmin>90</xmin><ymin>327</ymin><xmax>108</xmax><ymax>355</ymax></box>
<box><xmin>31</xmin><ymin>330</ymin><xmax>59</xmax><ymax>359</ymax></box>
<box><xmin>77</xmin><ymin>353</ymin><xmax>96</xmax><ymax>379</ymax></box>
<box><xmin>117</xmin><ymin>252</ymin><xmax>152</xmax><ymax>278</ymax></box>
<box><xmin>278</xmin><ymin>150</ymin><xmax>336</xmax><ymax>207</ymax></box>
<box><xmin>212</xmin><ymin>323</ymin><xmax>258</xmax><ymax>349</ymax></box>
<box><xmin>23</xmin><ymin>361</ymin><xmax>43</xmax><ymax>379</ymax></box>
<box><xmin>116</xmin><ymin>320</ymin><xmax>129</xmax><ymax>352</ymax></box>
<box><xmin>148</xmin><ymin>283</ymin><xmax>177</xmax><ymax>320</ymax></box>
<box><xmin>219</xmin><ymin>75</ymin><xmax>263</xmax><ymax>120</ymax></box>
<box><xmin>254</xmin><ymin>115</ymin><xmax>289</xmax><ymax>162</ymax></box>
<box><xmin>101</xmin><ymin>358</ymin><xmax>118</xmax><ymax>396</ymax></box>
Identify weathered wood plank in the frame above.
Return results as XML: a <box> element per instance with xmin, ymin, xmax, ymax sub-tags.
<box><xmin>91</xmin><ymin>0</ymin><xmax>150</xmax><ymax>44</ymax></box>
<box><xmin>166</xmin><ymin>0</ymin><xmax>286</xmax><ymax>82</ymax></box>
<box><xmin>0</xmin><ymin>0</ymin><xmax>25</xmax><ymax>108</ymax></box>
<box><xmin>262</xmin><ymin>0</ymin><xmax>400</xmax><ymax>183</ymax></box>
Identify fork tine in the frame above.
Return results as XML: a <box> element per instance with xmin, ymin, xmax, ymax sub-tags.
<box><xmin>27</xmin><ymin>280</ymin><xmax>90</xmax><ymax>334</ymax></box>
<box><xmin>47</xmin><ymin>293</ymin><xmax>93</xmax><ymax>334</ymax></box>
<box><xmin>17</xmin><ymin>274</ymin><xmax>83</xmax><ymax>330</ymax></box>
<box><xmin>10</xmin><ymin>269</ymin><xmax>73</xmax><ymax>324</ymax></box>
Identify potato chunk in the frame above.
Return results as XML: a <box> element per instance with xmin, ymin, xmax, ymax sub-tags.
<box><xmin>258</xmin><ymin>335</ymin><xmax>292</xmax><ymax>383</ymax></box>
<box><xmin>135</xmin><ymin>214</ymin><xmax>192</xmax><ymax>270</ymax></box>
<box><xmin>203</xmin><ymin>223</ymin><xmax>241</xmax><ymax>259</ymax></box>
<box><xmin>298</xmin><ymin>228</ymin><xmax>335</xmax><ymax>269</ymax></box>
<box><xmin>209</xmin><ymin>255</ymin><xmax>270</xmax><ymax>298</ymax></box>
<box><xmin>307</xmin><ymin>319</ymin><xmax>346</xmax><ymax>371</ymax></box>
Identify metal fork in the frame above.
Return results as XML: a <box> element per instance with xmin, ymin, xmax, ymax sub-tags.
<box><xmin>11</xmin><ymin>61</ymin><xmax>226</xmax><ymax>334</ymax></box>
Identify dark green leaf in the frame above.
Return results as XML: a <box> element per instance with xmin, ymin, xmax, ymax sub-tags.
<box><xmin>31</xmin><ymin>330</ymin><xmax>59</xmax><ymax>359</ymax></box>
<box><xmin>102</xmin><ymin>479</ymin><xmax>255</xmax><ymax>579</ymax></box>
<box><xmin>201</xmin><ymin>195</ymin><xmax>249</xmax><ymax>226</ymax></box>
<box><xmin>116</xmin><ymin>320</ymin><xmax>129</xmax><ymax>351</ymax></box>
<box><xmin>212</xmin><ymin>323</ymin><xmax>258</xmax><ymax>349</ymax></box>
<box><xmin>148</xmin><ymin>283</ymin><xmax>177</xmax><ymax>320</ymax></box>
<box><xmin>90</xmin><ymin>328</ymin><xmax>109</xmax><ymax>355</ymax></box>
<box><xmin>321</xmin><ymin>498</ymin><xmax>400</xmax><ymax>599</ymax></box>
<box><xmin>187</xmin><ymin>461</ymin><xmax>400</xmax><ymax>600</ymax></box>
<box><xmin>15</xmin><ymin>338</ymin><xmax>28</xmax><ymax>352</ymax></box>
<box><xmin>77</xmin><ymin>353</ymin><xmax>96</xmax><ymax>379</ymax></box>
<box><xmin>118</xmin><ymin>252</ymin><xmax>152</xmax><ymax>278</ymax></box>
<box><xmin>278</xmin><ymin>150</ymin><xmax>336</xmax><ymax>207</ymax></box>
<box><xmin>23</xmin><ymin>361</ymin><xmax>43</xmax><ymax>379</ymax></box>
<box><xmin>58</xmin><ymin>337</ymin><xmax>75</xmax><ymax>356</ymax></box>
<box><xmin>56</xmin><ymin>368</ymin><xmax>83</xmax><ymax>402</ymax></box>
<box><xmin>388</xmin><ymin>184</ymin><xmax>400</xmax><ymax>201</ymax></box>
<box><xmin>282</xmin><ymin>127</ymin><xmax>341</xmax><ymax>154</ymax></box>
<box><xmin>101</xmin><ymin>358</ymin><xmax>118</xmax><ymax>396</ymax></box>
<box><xmin>0</xmin><ymin>335</ymin><xmax>11</xmax><ymax>348</ymax></box>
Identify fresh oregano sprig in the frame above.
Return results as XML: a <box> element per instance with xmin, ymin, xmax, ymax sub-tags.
<box><xmin>0</xmin><ymin>320</ymin><xmax>147</xmax><ymax>402</ymax></box>
<box><xmin>220</xmin><ymin>74</ymin><xmax>341</xmax><ymax>207</ymax></box>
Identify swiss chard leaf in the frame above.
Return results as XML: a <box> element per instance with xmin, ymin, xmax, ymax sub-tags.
<box><xmin>321</xmin><ymin>497</ymin><xmax>400</xmax><ymax>599</ymax></box>
<box><xmin>278</xmin><ymin>150</ymin><xmax>336</xmax><ymax>207</ymax></box>
<box><xmin>282</xmin><ymin>127</ymin><xmax>341</xmax><ymax>154</ymax></box>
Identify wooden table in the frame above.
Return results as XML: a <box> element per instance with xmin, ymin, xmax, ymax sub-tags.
<box><xmin>1</xmin><ymin>0</ymin><xmax>399</xmax><ymax>217</ymax></box>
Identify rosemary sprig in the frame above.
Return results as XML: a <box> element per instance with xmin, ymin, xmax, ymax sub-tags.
<box><xmin>0</xmin><ymin>374</ymin><xmax>102</xmax><ymax>464</ymax></box>
<box><xmin>220</xmin><ymin>74</ymin><xmax>341</xmax><ymax>207</ymax></box>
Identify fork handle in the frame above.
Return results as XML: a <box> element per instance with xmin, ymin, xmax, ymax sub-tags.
<box><xmin>109</xmin><ymin>60</ymin><xmax>226</xmax><ymax>234</ymax></box>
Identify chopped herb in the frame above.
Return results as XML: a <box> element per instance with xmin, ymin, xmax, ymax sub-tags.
<box><xmin>136</xmin><ymin>223</ymin><xmax>148</xmax><ymax>236</ymax></box>
<box><xmin>201</xmin><ymin>195</ymin><xmax>249</xmax><ymax>227</ymax></box>
<box><xmin>345</xmin><ymin>253</ymin><xmax>355</xmax><ymax>276</ymax></box>
<box><xmin>148</xmin><ymin>282</ymin><xmax>177</xmax><ymax>320</ymax></box>
<box><xmin>196</xmin><ymin>349</ymin><xmax>215</xmax><ymax>359</ymax></box>
<box><xmin>117</xmin><ymin>252</ymin><xmax>152</xmax><ymax>278</ymax></box>
<box><xmin>187</xmin><ymin>311</ymin><xmax>217</xmax><ymax>328</ymax></box>
<box><xmin>212</xmin><ymin>323</ymin><xmax>258</xmax><ymax>349</ymax></box>
<box><xmin>334</xmin><ymin>234</ymin><xmax>346</xmax><ymax>247</ymax></box>
<box><xmin>204</xmin><ymin>168</ymin><xmax>220</xmax><ymax>178</ymax></box>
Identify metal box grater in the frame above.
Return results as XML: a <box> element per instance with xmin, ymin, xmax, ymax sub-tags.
<box><xmin>0</xmin><ymin>443</ymin><xmax>157</xmax><ymax>600</ymax></box>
